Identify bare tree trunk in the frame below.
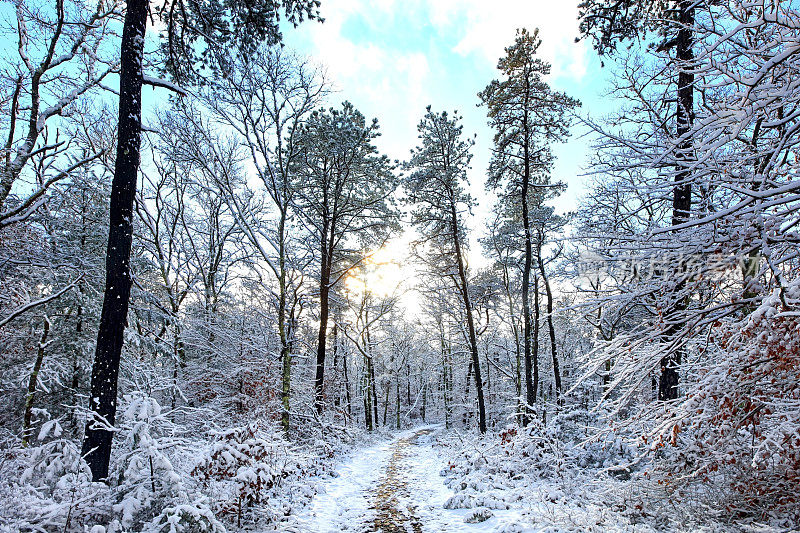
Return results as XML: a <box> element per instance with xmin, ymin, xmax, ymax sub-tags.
<box><xmin>521</xmin><ymin>86</ymin><xmax>535</xmax><ymax>426</ymax></box>
<box><xmin>343</xmin><ymin>343</ymin><xmax>352</xmax><ymax>420</ymax></box>
<box><xmin>364</xmin><ymin>312</ymin><xmax>379</xmax><ymax>427</ymax></box>
<box><xmin>450</xmin><ymin>204</ymin><xmax>487</xmax><ymax>433</ymax></box>
<box><xmin>332</xmin><ymin>322</ymin><xmax>340</xmax><ymax>408</ymax></box>
<box><xmin>464</xmin><ymin>359</ymin><xmax>472</xmax><ymax>427</ymax></box>
<box><xmin>532</xmin><ymin>273</ymin><xmax>540</xmax><ymax>405</ymax></box>
<box><xmin>314</xmin><ymin>221</ymin><xmax>332</xmax><ymax>414</ymax></box>
<box><xmin>279</xmin><ymin>214</ymin><xmax>292</xmax><ymax>431</ymax></box>
<box><xmin>421</xmin><ymin>383</ymin><xmax>427</xmax><ymax>422</ymax></box>
<box><xmin>370</xmin><ymin>358</ymin><xmax>379</xmax><ymax>428</ymax></box>
<box><xmin>485</xmin><ymin>342</ymin><xmax>492</xmax><ymax>401</ymax></box>
<box><xmin>406</xmin><ymin>362</ymin><xmax>411</xmax><ymax>406</ymax></box>
<box><xmin>83</xmin><ymin>0</ymin><xmax>147</xmax><ymax>482</ymax></box>
<box><xmin>441</xmin><ymin>329</ymin><xmax>451</xmax><ymax>429</ymax></box>
<box><xmin>363</xmin><ymin>355</ymin><xmax>373</xmax><ymax>431</ymax></box>
<box><xmin>382</xmin><ymin>383</ymin><xmax>389</xmax><ymax>426</ymax></box>
<box><xmin>499</xmin><ymin>261</ymin><xmax>524</xmax><ymax>424</ymax></box>
<box><xmin>23</xmin><ymin>317</ymin><xmax>50</xmax><ymax>445</ymax></box>
<box><xmin>71</xmin><ymin>280</ymin><xmax>84</xmax><ymax>435</ymax></box>
<box><xmin>660</xmin><ymin>0</ymin><xmax>694</xmax><ymax>402</ymax></box>
<box><xmin>537</xmin><ymin>238</ymin><xmax>562</xmax><ymax>403</ymax></box>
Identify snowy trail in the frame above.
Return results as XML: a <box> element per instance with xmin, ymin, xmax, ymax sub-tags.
<box><xmin>285</xmin><ymin>425</ymin><xmax>516</xmax><ymax>533</ymax></box>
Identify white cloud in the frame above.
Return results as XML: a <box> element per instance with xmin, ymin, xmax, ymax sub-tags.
<box><xmin>440</xmin><ymin>0</ymin><xmax>589</xmax><ymax>82</ymax></box>
<box><xmin>281</xmin><ymin>0</ymin><xmax>599</xmax><ymax>266</ymax></box>
<box><xmin>284</xmin><ymin>3</ymin><xmax>438</xmax><ymax>164</ymax></box>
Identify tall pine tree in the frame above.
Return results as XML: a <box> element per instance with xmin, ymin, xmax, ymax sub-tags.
<box><xmin>479</xmin><ymin>28</ymin><xmax>579</xmax><ymax>416</ymax></box>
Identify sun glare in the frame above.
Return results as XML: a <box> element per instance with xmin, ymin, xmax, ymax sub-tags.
<box><xmin>345</xmin><ymin>238</ymin><xmax>414</xmax><ymax>299</ymax></box>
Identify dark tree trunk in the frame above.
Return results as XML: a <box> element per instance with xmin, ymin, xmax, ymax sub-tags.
<box><xmin>441</xmin><ymin>332</ymin><xmax>451</xmax><ymax>429</ymax></box>
<box><xmin>660</xmin><ymin>0</ymin><xmax>694</xmax><ymax>402</ymax></box>
<box><xmin>82</xmin><ymin>0</ymin><xmax>147</xmax><ymax>482</ymax></box>
<box><xmin>521</xmin><ymin>78</ymin><xmax>535</xmax><ymax>426</ymax></box>
<box><xmin>464</xmin><ymin>359</ymin><xmax>472</xmax><ymax>426</ymax></box>
<box><xmin>421</xmin><ymin>383</ymin><xmax>427</xmax><ymax>422</ymax></box>
<box><xmin>500</xmin><ymin>261</ymin><xmax>524</xmax><ymax>424</ymax></box>
<box><xmin>370</xmin><ymin>359</ymin><xmax>379</xmax><ymax>427</ymax></box>
<box><xmin>71</xmin><ymin>277</ymin><xmax>84</xmax><ymax>434</ymax></box>
<box><xmin>382</xmin><ymin>382</ymin><xmax>389</xmax><ymax>426</ymax></box>
<box><xmin>343</xmin><ymin>342</ymin><xmax>352</xmax><ymax>419</ymax></box>
<box><xmin>363</xmin><ymin>354</ymin><xmax>373</xmax><ymax>431</ymax></box>
<box><xmin>364</xmin><ymin>312</ymin><xmax>379</xmax><ymax>426</ymax></box>
<box><xmin>331</xmin><ymin>322</ymin><xmax>340</xmax><ymax>408</ymax></box>
<box><xmin>485</xmin><ymin>350</ymin><xmax>491</xmax><ymax>395</ymax></box>
<box><xmin>532</xmin><ymin>273</ymin><xmax>540</xmax><ymax>403</ymax></box>
<box><xmin>279</xmin><ymin>215</ymin><xmax>291</xmax><ymax>432</ymax></box>
<box><xmin>537</xmin><ymin>241</ymin><xmax>562</xmax><ymax>403</ymax></box>
<box><xmin>314</xmin><ymin>222</ymin><xmax>331</xmax><ymax>414</ymax></box>
<box><xmin>23</xmin><ymin>317</ymin><xmax>50</xmax><ymax>445</ymax></box>
<box><xmin>406</xmin><ymin>362</ymin><xmax>411</xmax><ymax>406</ymax></box>
<box><xmin>451</xmin><ymin>204</ymin><xmax>487</xmax><ymax>433</ymax></box>
<box><xmin>314</xmin><ymin>286</ymin><xmax>329</xmax><ymax>413</ymax></box>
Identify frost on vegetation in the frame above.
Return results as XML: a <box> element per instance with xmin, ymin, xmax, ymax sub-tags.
<box><xmin>464</xmin><ymin>507</ymin><xmax>493</xmax><ymax>523</ymax></box>
<box><xmin>190</xmin><ymin>419</ymin><xmax>351</xmax><ymax>527</ymax></box>
<box><xmin>436</xmin><ymin>419</ymin><xmax>693</xmax><ymax>532</ymax></box>
<box><xmin>443</xmin><ymin>493</ymin><xmax>475</xmax><ymax>509</ymax></box>
<box><xmin>0</xmin><ymin>388</ymin><xmax>358</xmax><ymax>533</ymax></box>
<box><xmin>0</xmin><ymin>417</ymin><xmax>111</xmax><ymax>532</ymax></box>
<box><xmin>145</xmin><ymin>502</ymin><xmax>226</xmax><ymax>533</ymax></box>
<box><xmin>109</xmin><ymin>393</ymin><xmax>192</xmax><ymax>531</ymax></box>
<box><xmin>646</xmin><ymin>276</ymin><xmax>800</xmax><ymax>525</ymax></box>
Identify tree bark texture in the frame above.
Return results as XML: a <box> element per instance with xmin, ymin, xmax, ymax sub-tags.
<box><xmin>82</xmin><ymin>0</ymin><xmax>147</xmax><ymax>482</ymax></box>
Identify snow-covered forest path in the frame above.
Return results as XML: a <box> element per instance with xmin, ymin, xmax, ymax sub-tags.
<box><xmin>286</xmin><ymin>425</ymin><xmax>508</xmax><ymax>532</ymax></box>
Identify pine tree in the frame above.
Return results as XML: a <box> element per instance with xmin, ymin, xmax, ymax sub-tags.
<box><xmin>293</xmin><ymin>102</ymin><xmax>399</xmax><ymax>414</ymax></box>
<box><xmin>405</xmin><ymin>107</ymin><xmax>487</xmax><ymax>433</ymax></box>
<box><xmin>479</xmin><ymin>28</ymin><xmax>579</xmax><ymax>417</ymax></box>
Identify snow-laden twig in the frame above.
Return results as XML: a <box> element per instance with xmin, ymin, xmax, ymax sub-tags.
<box><xmin>0</xmin><ymin>274</ymin><xmax>84</xmax><ymax>329</ymax></box>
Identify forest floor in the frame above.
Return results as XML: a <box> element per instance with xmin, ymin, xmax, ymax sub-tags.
<box><xmin>278</xmin><ymin>424</ymin><xmax>752</xmax><ymax>533</ymax></box>
<box><xmin>283</xmin><ymin>424</ymin><xmax>536</xmax><ymax>533</ymax></box>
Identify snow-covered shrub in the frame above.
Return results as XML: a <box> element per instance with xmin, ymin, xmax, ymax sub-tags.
<box><xmin>439</xmin><ymin>422</ymin><xmax>570</xmax><ymax>513</ymax></box>
<box><xmin>549</xmin><ymin>406</ymin><xmax>638</xmax><ymax>473</ymax></box>
<box><xmin>22</xmin><ymin>419</ymin><xmax>91</xmax><ymax>489</ymax></box>
<box><xmin>111</xmin><ymin>393</ymin><xmax>190</xmax><ymax>530</ymax></box>
<box><xmin>192</xmin><ymin>420</ymin><xmax>302</xmax><ymax>526</ymax></box>
<box><xmin>437</xmin><ymin>422</ymin><xmax>664</xmax><ymax>531</ymax></box>
<box><xmin>443</xmin><ymin>419</ymin><xmax>580</xmax><ymax>490</ymax></box>
<box><xmin>443</xmin><ymin>492</ymin><xmax>475</xmax><ymax>509</ymax></box>
<box><xmin>144</xmin><ymin>501</ymin><xmax>226</xmax><ymax>533</ymax></box>
<box><xmin>2</xmin><ymin>419</ymin><xmax>111</xmax><ymax>531</ymax></box>
<box><xmin>653</xmin><ymin>283</ymin><xmax>800</xmax><ymax>524</ymax></box>
<box><xmin>464</xmin><ymin>507</ymin><xmax>493</xmax><ymax>523</ymax></box>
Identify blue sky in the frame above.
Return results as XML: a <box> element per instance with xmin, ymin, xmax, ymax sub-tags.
<box><xmin>3</xmin><ymin>0</ymin><xmax>613</xmax><ymax>261</ymax></box>
<box><xmin>279</xmin><ymin>0</ymin><xmax>615</xmax><ymax>242</ymax></box>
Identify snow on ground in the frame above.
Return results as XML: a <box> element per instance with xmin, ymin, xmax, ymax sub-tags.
<box><xmin>403</xmin><ymin>427</ymin><xmax>523</xmax><ymax>532</ymax></box>
<box><xmin>281</xmin><ymin>425</ymin><xmax>526</xmax><ymax>533</ymax></box>
<box><xmin>276</xmin><ymin>424</ymin><xmax>763</xmax><ymax>533</ymax></box>
<box><xmin>281</xmin><ymin>428</ymin><xmax>398</xmax><ymax>532</ymax></box>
